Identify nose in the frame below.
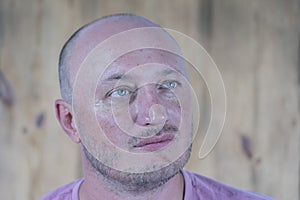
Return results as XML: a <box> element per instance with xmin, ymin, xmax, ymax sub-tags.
<box><xmin>130</xmin><ymin>84</ymin><xmax>167</xmax><ymax>126</ymax></box>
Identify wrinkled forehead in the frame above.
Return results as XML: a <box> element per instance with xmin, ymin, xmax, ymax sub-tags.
<box><xmin>68</xmin><ymin>20</ymin><xmax>183</xmax><ymax>85</ymax></box>
<box><xmin>99</xmin><ymin>49</ymin><xmax>187</xmax><ymax>81</ymax></box>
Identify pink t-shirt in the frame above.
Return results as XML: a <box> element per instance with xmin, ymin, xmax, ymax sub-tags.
<box><xmin>39</xmin><ymin>170</ymin><xmax>273</xmax><ymax>200</ymax></box>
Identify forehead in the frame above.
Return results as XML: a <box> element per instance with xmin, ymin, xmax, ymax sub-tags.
<box><xmin>100</xmin><ymin>49</ymin><xmax>187</xmax><ymax>80</ymax></box>
<box><xmin>67</xmin><ymin>18</ymin><xmax>186</xmax><ymax>90</ymax></box>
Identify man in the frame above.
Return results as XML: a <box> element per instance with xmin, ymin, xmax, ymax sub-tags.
<box><xmin>40</xmin><ymin>14</ymin><xmax>273</xmax><ymax>200</ymax></box>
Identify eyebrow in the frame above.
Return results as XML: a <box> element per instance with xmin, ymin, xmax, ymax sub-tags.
<box><xmin>103</xmin><ymin>73</ymin><xmax>132</xmax><ymax>82</ymax></box>
<box><xmin>103</xmin><ymin>68</ymin><xmax>180</xmax><ymax>82</ymax></box>
<box><xmin>160</xmin><ymin>68</ymin><xmax>181</xmax><ymax>76</ymax></box>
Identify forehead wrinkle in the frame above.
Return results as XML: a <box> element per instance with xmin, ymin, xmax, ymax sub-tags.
<box><xmin>104</xmin><ymin>68</ymin><xmax>176</xmax><ymax>81</ymax></box>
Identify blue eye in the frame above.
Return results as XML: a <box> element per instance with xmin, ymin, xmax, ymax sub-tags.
<box><xmin>109</xmin><ymin>88</ymin><xmax>131</xmax><ymax>97</ymax></box>
<box><xmin>160</xmin><ymin>81</ymin><xmax>178</xmax><ymax>89</ymax></box>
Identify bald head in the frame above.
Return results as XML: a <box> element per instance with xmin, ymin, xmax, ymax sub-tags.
<box><xmin>58</xmin><ymin>14</ymin><xmax>180</xmax><ymax>103</ymax></box>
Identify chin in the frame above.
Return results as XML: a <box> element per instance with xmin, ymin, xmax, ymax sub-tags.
<box><xmin>83</xmin><ymin>144</ymin><xmax>192</xmax><ymax>192</ymax></box>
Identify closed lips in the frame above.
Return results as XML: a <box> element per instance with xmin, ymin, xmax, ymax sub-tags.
<box><xmin>133</xmin><ymin>133</ymin><xmax>175</xmax><ymax>148</ymax></box>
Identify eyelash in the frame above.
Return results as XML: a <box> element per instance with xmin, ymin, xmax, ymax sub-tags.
<box><xmin>106</xmin><ymin>80</ymin><xmax>180</xmax><ymax>98</ymax></box>
<box><xmin>106</xmin><ymin>87</ymin><xmax>134</xmax><ymax>98</ymax></box>
<box><xmin>159</xmin><ymin>80</ymin><xmax>179</xmax><ymax>89</ymax></box>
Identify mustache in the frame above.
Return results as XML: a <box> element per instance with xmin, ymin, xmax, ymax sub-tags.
<box><xmin>128</xmin><ymin>124</ymin><xmax>178</xmax><ymax>146</ymax></box>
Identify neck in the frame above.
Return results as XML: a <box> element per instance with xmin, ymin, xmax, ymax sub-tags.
<box><xmin>79</xmin><ymin>151</ymin><xmax>185</xmax><ymax>200</ymax></box>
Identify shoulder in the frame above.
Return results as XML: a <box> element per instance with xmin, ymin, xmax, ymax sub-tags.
<box><xmin>38</xmin><ymin>179</ymin><xmax>84</xmax><ymax>200</ymax></box>
<box><xmin>182</xmin><ymin>170</ymin><xmax>274</xmax><ymax>200</ymax></box>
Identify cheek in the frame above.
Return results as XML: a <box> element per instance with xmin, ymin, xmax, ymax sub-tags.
<box><xmin>163</xmin><ymin>99</ymin><xmax>182</xmax><ymax>125</ymax></box>
<box><xmin>95</xmin><ymin>108</ymin><xmax>130</xmax><ymax>148</ymax></box>
<box><xmin>95</xmin><ymin>100</ymin><xmax>123</xmax><ymax>128</ymax></box>
<box><xmin>162</xmin><ymin>90</ymin><xmax>192</xmax><ymax>127</ymax></box>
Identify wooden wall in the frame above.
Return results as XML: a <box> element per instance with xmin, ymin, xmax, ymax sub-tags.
<box><xmin>0</xmin><ymin>0</ymin><xmax>299</xmax><ymax>199</ymax></box>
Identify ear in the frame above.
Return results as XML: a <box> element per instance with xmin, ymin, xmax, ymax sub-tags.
<box><xmin>55</xmin><ymin>99</ymin><xmax>81</xmax><ymax>143</ymax></box>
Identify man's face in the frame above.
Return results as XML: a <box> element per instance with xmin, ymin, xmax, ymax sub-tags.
<box><xmin>73</xmin><ymin>47</ymin><xmax>193</xmax><ymax>189</ymax></box>
<box><xmin>94</xmin><ymin>49</ymin><xmax>192</xmax><ymax>154</ymax></box>
<box><xmin>75</xmin><ymin>48</ymin><xmax>193</xmax><ymax>168</ymax></box>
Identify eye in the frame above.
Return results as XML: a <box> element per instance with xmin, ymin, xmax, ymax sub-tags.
<box><xmin>108</xmin><ymin>88</ymin><xmax>131</xmax><ymax>97</ymax></box>
<box><xmin>159</xmin><ymin>80</ymin><xmax>179</xmax><ymax>89</ymax></box>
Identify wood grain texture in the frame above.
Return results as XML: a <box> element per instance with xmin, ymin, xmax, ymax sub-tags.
<box><xmin>0</xmin><ymin>0</ymin><xmax>298</xmax><ymax>199</ymax></box>
<box><xmin>186</xmin><ymin>1</ymin><xmax>300</xmax><ymax>200</ymax></box>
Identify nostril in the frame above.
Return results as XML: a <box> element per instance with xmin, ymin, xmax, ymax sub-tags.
<box><xmin>144</xmin><ymin>116</ymin><xmax>151</xmax><ymax>125</ymax></box>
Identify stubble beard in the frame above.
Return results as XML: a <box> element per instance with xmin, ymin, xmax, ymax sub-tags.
<box><xmin>82</xmin><ymin>144</ymin><xmax>192</xmax><ymax>195</ymax></box>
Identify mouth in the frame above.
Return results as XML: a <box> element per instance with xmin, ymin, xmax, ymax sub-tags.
<box><xmin>133</xmin><ymin>133</ymin><xmax>175</xmax><ymax>152</ymax></box>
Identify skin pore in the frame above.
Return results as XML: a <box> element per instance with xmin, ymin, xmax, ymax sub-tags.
<box><xmin>55</xmin><ymin>14</ymin><xmax>193</xmax><ymax>200</ymax></box>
